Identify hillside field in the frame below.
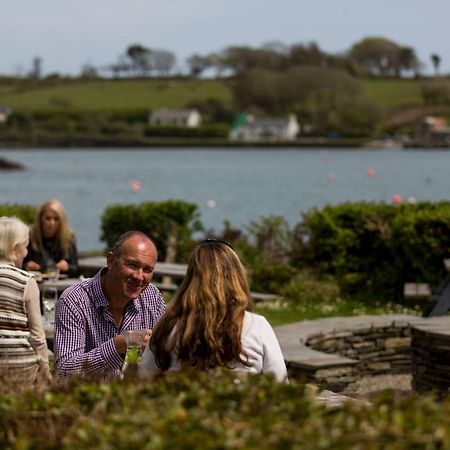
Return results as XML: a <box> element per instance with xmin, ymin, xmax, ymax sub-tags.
<box><xmin>0</xmin><ymin>78</ymin><xmax>232</xmax><ymax>112</ymax></box>
<box><xmin>0</xmin><ymin>77</ymin><xmax>426</xmax><ymax>113</ymax></box>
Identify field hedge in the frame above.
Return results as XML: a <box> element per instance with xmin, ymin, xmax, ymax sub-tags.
<box><xmin>100</xmin><ymin>200</ymin><xmax>203</xmax><ymax>262</ymax></box>
<box><xmin>1</xmin><ymin>369</ymin><xmax>450</xmax><ymax>449</ymax></box>
<box><xmin>295</xmin><ymin>201</ymin><xmax>450</xmax><ymax>298</ymax></box>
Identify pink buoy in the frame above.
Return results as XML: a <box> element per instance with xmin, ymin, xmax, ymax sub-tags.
<box><xmin>130</xmin><ymin>180</ymin><xmax>142</xmax><ymax>193</ymax></box>
<box><xmin>326</xmin><ymin>173</ymin><xmax>336</xmax><ymax>182</ymax></box>
<box><xmin>367</xmin><ymin>168</ymin><xmax>376</xmax><ymax>177</ymax></box>
<box><xmin>392</xmin><ymin>194</ymin><xmax>402</xmax><ymax>204</ymax></box>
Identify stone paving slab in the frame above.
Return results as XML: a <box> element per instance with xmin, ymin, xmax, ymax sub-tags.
<box><xmin>410</xmin><ymin>316</ymin><xmax>450</xmax><ymax>336</ymax></box>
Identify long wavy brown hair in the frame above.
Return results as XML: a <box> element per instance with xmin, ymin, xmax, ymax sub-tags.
<box><xmin>30</xmin><ymin>198</ymin><xmax>74</xmax><ymax>259</ymax></box>
<box><xmin>150</xmin><ymin>240</ymin><xmax>253</xmax><ymax>371</ymax></box>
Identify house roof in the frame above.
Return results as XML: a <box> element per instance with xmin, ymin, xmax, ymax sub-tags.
<box><xmin>150</xmin><ymin>108</ymin><xmax>199</xmax><ymax>120</ymax></box>
<box><xmin>423</xmin><ymin>116</ymin><xmax>447</xmax><ymax>131</ymax></box>
<box><xmin>249</xmin><ymin>118</ymin><xmax>290</xmax><ymax>128</ymax></box>
<box><xmin>0</xmin><ymin>105</ymin><xmax>12</xmax><ymax>115</ymax></box>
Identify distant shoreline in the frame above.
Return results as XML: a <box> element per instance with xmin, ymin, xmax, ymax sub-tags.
<box><xmin>0</xmin><ymin>137</ymin><xmax>373</xmax><ymax>149</ymax></box>
<box><xmin>1</xmin><ymin>137</ymin><xmax>447</xmax><ymax>150</ymax></box>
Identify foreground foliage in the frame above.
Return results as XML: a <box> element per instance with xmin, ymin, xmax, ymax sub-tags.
<box><xmin>1</xmin><ymin>370</ymin><xmax>450</xmax><ymax>449</ymax></box>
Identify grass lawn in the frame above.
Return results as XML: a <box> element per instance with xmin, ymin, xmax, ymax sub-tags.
<box><xmin>255</xmin><ymin>298</ymin><xmax>421</xmax><ymax>327</ymax></box>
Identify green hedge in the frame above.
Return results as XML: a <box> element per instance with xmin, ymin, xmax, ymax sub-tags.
<box><xmin>1</xmin><ymin>370</ymin><xmax>450</xmax><ymax>449</ymax></box>
<box><xmin>295</xmin><ymin>201</ymin><xmax>450</xmax><ymax>298</ymax></box>
<box><xmin>0</xmin><ymin>204</ymin><xmax>37</xmax><ymax>224</ymax></box>
<box><xmin>144</xmin><ymin>124</ymin><xmax>228</xmax><ymax>138</ymax></box>
<box><xmin>100</xmin><ymin>200</ymin><xmax>203</xmax><ymax>262</ymax></box>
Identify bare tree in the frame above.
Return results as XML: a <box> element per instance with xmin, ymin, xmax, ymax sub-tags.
<box><xmin>151</xmin><ymin>49</ymin><xmax>176</xmax><ymax>76</ymax></box>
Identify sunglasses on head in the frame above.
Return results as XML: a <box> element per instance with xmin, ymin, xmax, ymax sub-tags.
<box><xmin>200</xmin><ymin>239</ymin><xmax>234</xmax><ymax>250</ymax></box>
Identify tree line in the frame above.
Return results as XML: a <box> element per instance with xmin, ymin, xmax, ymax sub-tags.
<box><xmin>85</xmin><ymin>36</ymin><xmax>442</xmax><ymax>80</ymax></box>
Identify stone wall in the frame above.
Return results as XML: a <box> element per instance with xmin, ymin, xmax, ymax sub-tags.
<box><xmin>275</xmin><ymin>315</ymin><xmax>450</xmax><ymax>395</ymax></box>
<box><xmin>411</xmin><ymin>316</ymin><xmax>450</xmax><ymax>393</ymax></box>
<box><xmin>274</xmin><ymin>315</ymin><xmax>426</xmax><ymax>395</ymax></box>
<box><xmin>306</xmin><ymin>325</ymin><xmax>412</xmax><ymax>394</ymax></box>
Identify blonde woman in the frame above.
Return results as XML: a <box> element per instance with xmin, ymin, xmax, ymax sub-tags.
<box><xmin>24</xmin><ymin>198</ymin><xmax>78</xmax><ymax>276</ymax></box>
<box><xmin>0</xmin><ymin>217</ymin><xmax>51</xmax><ymax>386</ymax></box>
<box><xmin>139</xmin><ymin>239</ymin><xmax>287</xmax><ymax>382</ymax></box>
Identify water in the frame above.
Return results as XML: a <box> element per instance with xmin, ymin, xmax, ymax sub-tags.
<box><xmin>1</xmin><ymin>147</ymin><xmax>449</xmax><ymax>251</ymax></box>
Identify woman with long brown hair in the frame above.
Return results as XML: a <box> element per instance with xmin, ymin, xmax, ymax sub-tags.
<box><xmin>23</xmin><ymin>198</ymin><xmax>78</xmax><ymax>276</ymax></box>
<box><xmin>139</xmin><ymin>239</ymin><xmax>287</xmax><ymax>381</ymax></box>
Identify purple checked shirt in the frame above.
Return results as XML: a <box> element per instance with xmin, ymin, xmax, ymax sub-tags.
<box><xmin>54</xmin><ymin>268</ymin><xmax>166</xmax><ymax>381</ymax></box>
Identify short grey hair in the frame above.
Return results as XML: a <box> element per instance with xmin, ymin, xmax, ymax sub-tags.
<box><xmin>111</xmin><ymin>230</ymin><xmax>156</xmax><ymax>259</ymax></box>
<box><xmin>0</xmin><ymin>217</ymin><xmax>30</xmax><ymax>263</ymax></box>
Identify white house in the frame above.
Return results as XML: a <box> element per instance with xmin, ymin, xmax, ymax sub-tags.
<box><xmin>0</xmin><ymin>105</ymin><xmax>12</xmax><ymax>124</ymax></box>
<box><xmin>229</xmin><ymin>114</ymin><xmax>300</xmax><ymax>142</ymax></box>
<box><xmin>415</xmin><ymin>116</ymin><xmax>450</xmax><ymax>145</ymax></box>
<box><xmin>149</xmin><ymin>108</ymin><xmax>202</xmax><ymax>128</ymax></box>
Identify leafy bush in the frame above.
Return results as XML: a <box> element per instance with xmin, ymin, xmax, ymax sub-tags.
<box><xmin>248</xmin><ymin>262</ymin><xmax>297</xmax><ymax>293</ymax></box>
<box><xmin>214</xmin><ymin>216</ymin><xmax>296</xmax><ymax>293</ymax></box>
<box><xmin>100</xmin><ymin>200</ymin><xmax>203</xmax><ymax>262</ymax></box>
<box><xmin>282</xmin><ymin>269</ymin><xmax>341</xmax><ymax>307</ymax></box>
<box><xmin>2</xmin><ymin>370</ymin><xmax>450</xmax><ymax>449</ymax></box>
<box><xmin>0</xmin><ymin>204</ymin><xmax>37</xmax><ymax>224</ymax></box>
<box><xmin>144</xmin><ymin>124</ymin><xmax>228</xmax><ymax>138</ymax></box>
<box><xmin>295</xmin><ymin>201</ymin><xmax>450</xmax><ymax>299</ymax></box>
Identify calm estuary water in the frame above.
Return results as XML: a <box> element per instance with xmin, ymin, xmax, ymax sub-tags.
<box><xmin>1</xmin><ymin>147</ymin><xmax>449</xmax><ymax>252</ymax></box>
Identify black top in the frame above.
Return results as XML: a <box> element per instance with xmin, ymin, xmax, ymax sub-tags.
<box><xmin>23</xmin><ymin>236</ymin><xmax>79</xmax><ymax>277</ymax></box>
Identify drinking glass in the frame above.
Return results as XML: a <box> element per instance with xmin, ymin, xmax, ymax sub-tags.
<box><xmin>47</xmin><ymin>266</ymin><xmax>60</xmax><ymax>281</ymax></box>
<box><xmin>123</xmin><ymin>330</ymin><xmax>147</xmax><ymax>372</ymax></box>
<box><xmin>42</xmin><ymin>286</ymin><xmax>59</xmax><ymax>327</ymax></box>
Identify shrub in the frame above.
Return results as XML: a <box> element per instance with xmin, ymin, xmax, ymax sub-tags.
<box><xmin>214</xmin><ymin>216</ymin><xmax>296</xmax><ymax>293</ymax></box>
<box><xmin>248</xmin><ymin>262</ymin><xmax>297</xmax><ymax>293</ymax></box>
<box><xmin>100</xmin><ymin>200</ymin><xmax>203</xmax><ymax>262</ymax></box>
<box><xmin>0</xmin><ymin>204</ymin><xmax>37</xmax><ymax>224</ymax></box>
<box><xmin>143</xmin><ymin>124</ymin><xmax>228</xmax><ymax>138</ymax></box>
<box><xmin>295</xmin><ymin>201</ymin><xmax>450</xmax><ymax>299</ymax></box>
<box><xmin>1</xmin><ymin>370</ymin><xmax>450</xmax><ymax>449</ymax></box>
<box><xmin>282</xmin><ymin>269</ymin><xmax>341</xmax><ymax>307</ymax></box>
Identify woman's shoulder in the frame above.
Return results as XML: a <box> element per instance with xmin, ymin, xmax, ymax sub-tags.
<box><xmin>0</xmin><ymin>264</ymin><xmax>34</xmax><ymax>280</ymax></box>
<box><xmin>243</xmin><ymin>311</ymin><xmax>272</xmax><ymax>331</ymax></box>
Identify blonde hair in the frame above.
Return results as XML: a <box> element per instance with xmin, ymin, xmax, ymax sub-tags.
<box><xmin>150</xmin><ymin>240</ymin><xmax>253</xmax><ymax>371</ymax></box>
<box><xmin>0</xmin><ymin>217</ymin><xmax>30</xmax><ymax>264</ymax></box>
<box><xmin>30</xmin><ymin>199</ymin><xmax>74</xmax><ymax>259</ymax></box>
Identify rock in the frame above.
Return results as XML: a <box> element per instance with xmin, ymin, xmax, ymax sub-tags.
<box><xmin>0</xmin><ymin>157</ymin><xmax>24</xmax><ymax>171</ymax></box>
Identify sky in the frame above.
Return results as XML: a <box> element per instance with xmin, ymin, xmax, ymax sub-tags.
<box><xmin>1</xmin><ymin>0</ymin><xmax>449</xmax><ymax>76</ymax></box>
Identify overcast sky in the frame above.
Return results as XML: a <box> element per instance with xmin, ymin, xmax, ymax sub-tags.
<box><xmin>1</xmin><ymin>0</ymin><xmax>449</xmax><ymax>76</ymax></box>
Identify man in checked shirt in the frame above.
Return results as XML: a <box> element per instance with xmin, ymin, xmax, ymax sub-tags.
<box><xmin>54</xmin><ymin>230</ymin><xmax>166</xmax><ymax>380</ymax></box>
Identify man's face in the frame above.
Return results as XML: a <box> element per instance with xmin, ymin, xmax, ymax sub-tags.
<box><xmin>106</xmin><ymin>236</ymin><xmax>157</xmax><ymax>302</ymax></box>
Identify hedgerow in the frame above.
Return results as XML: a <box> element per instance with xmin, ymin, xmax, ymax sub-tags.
<box><xmin>295</xmin><ymin>201</ymin><xmax>450</xmax><ymax>299</ymax></box>
<box><xmin>1</xmin><ymin>370</ymin><xmax>450</xmax><ymax>449</ymax></box>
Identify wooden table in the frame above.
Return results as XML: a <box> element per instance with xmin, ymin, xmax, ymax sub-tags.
<box><xmin>78</xmin><ymin>256</ymin><xmax>187</xmax><ymax>278</ymax></box>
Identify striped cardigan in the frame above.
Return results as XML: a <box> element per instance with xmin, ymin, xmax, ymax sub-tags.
<box><xmin>0</xmin><ymin>263</ymin><xmax>39</xmax><ymax>382</ymax></box>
